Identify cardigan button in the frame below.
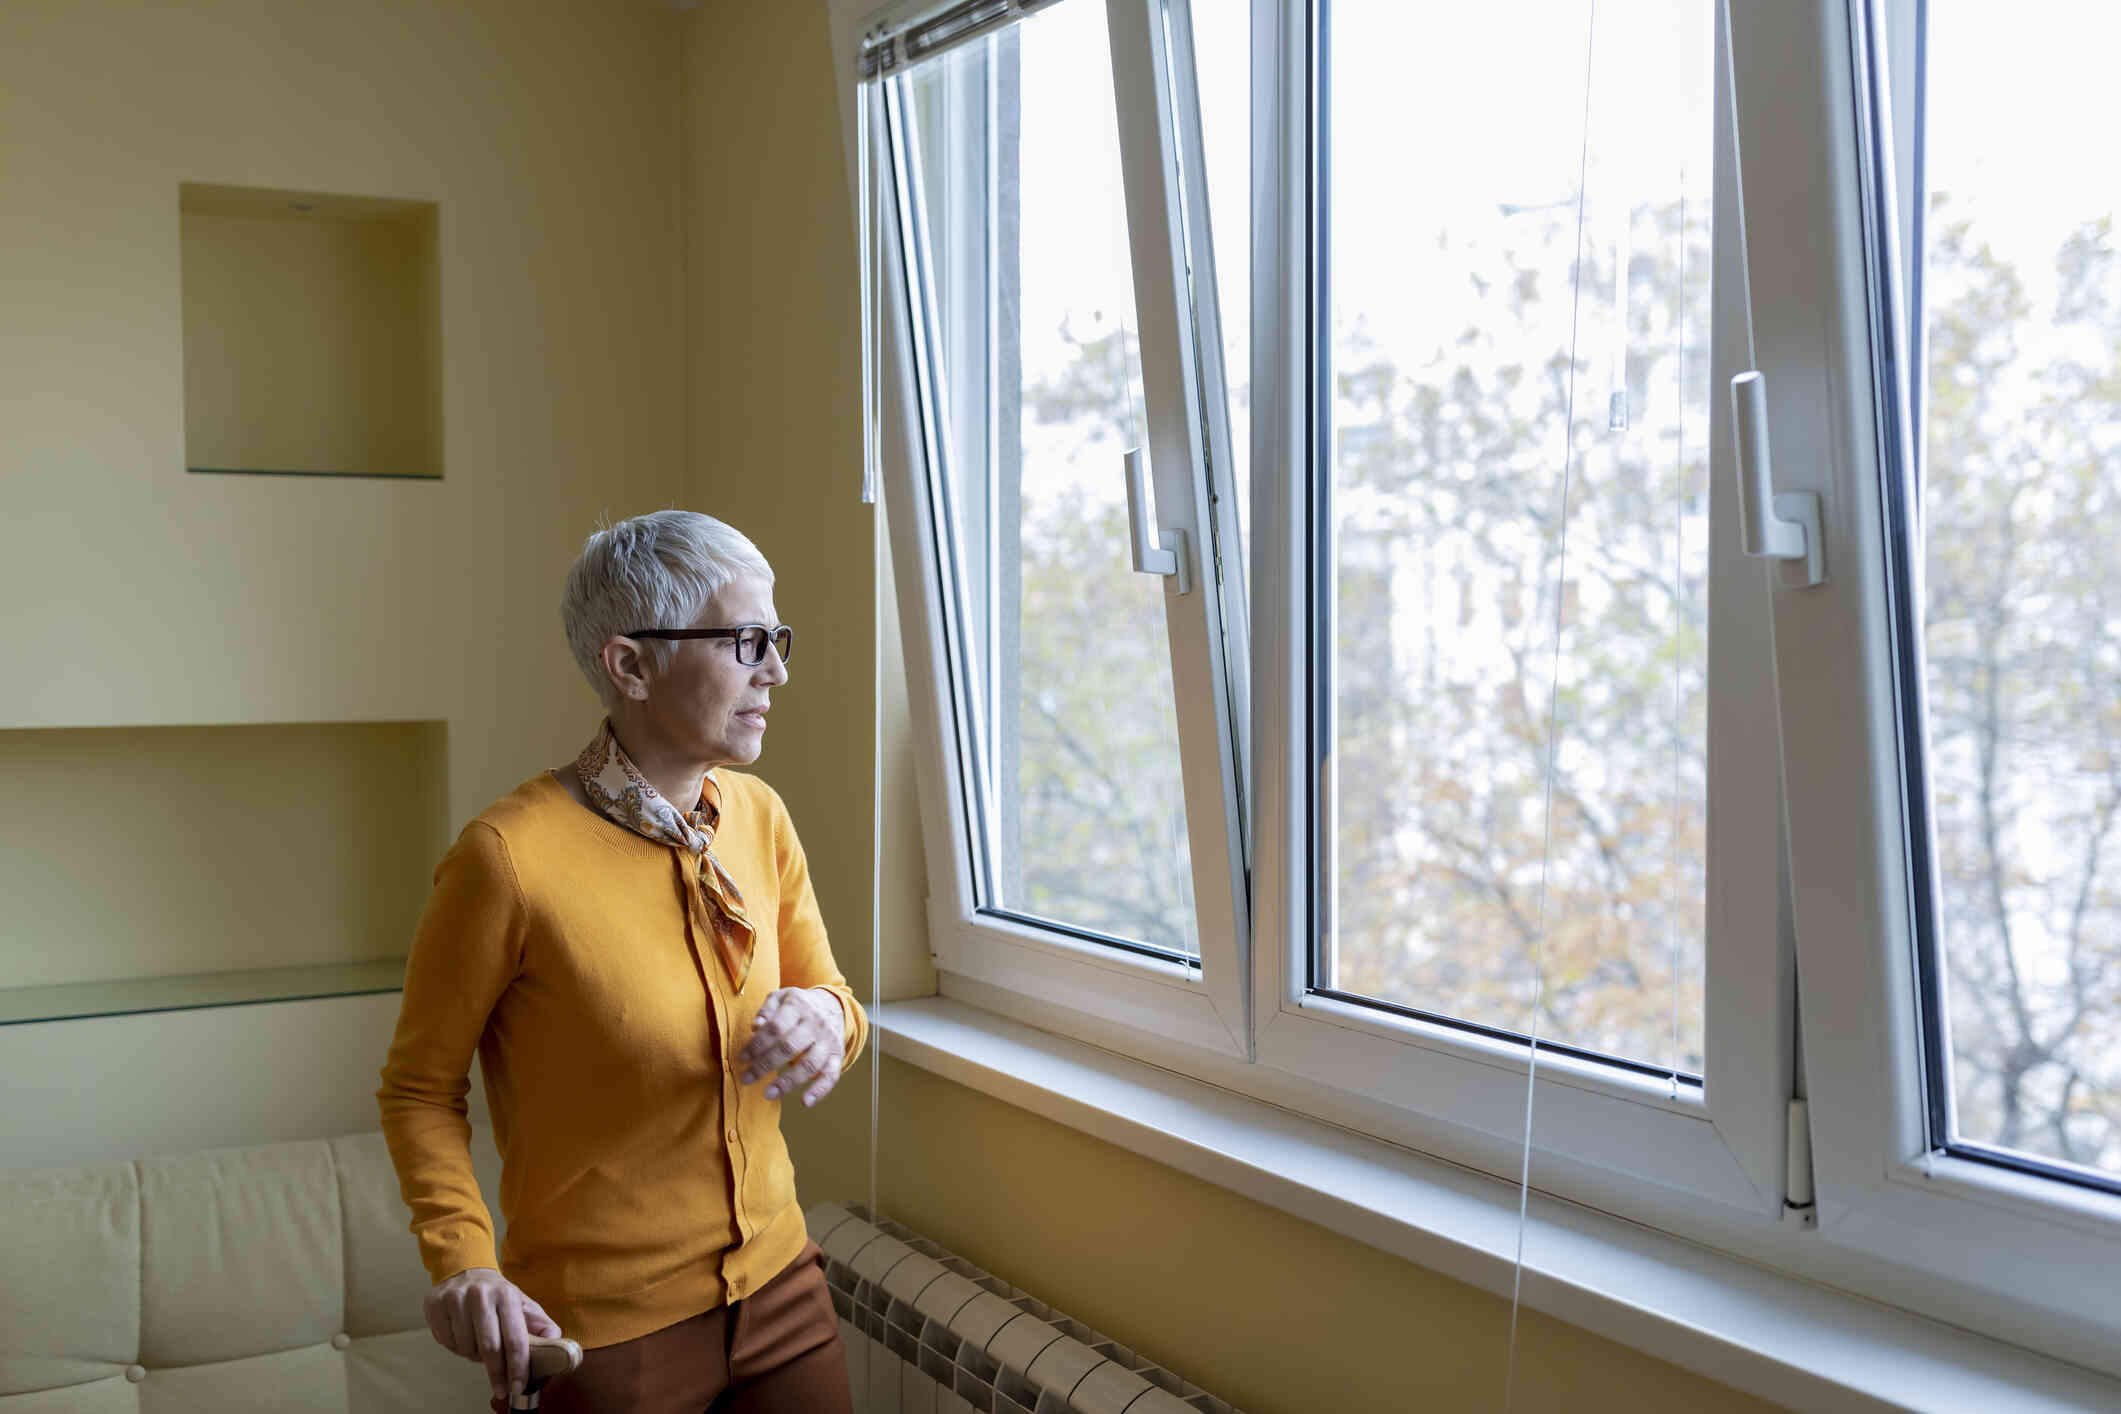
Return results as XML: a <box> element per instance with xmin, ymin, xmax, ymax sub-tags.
<box><xmin>125</xmin><ymin>1366</ymin><xmax>146</xmax><ymax>1384</ymax></box>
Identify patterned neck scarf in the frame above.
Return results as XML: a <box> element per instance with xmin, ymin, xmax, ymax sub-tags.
<box><xmin>574</xmin><ymin>720</ymin><xmax>756</xmax><ymax>992</ymax></box>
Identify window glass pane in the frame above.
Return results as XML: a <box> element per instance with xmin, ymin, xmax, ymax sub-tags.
<box><xmin>1921</xmin><ymin>1</ymin><xmax>2121</xmax><ymax>1176</ymax></box>
<box><xmin>896</xmin><ymin>6</ymin><xmax>1201</xmax><ymax>959</ymax></box>
<box><xmin>904</xmin><ymin>44</ymin><xmax>1000</xmax><ymax>699</ymax></box>
<box><xmin>1184</xmin><ymin>0</ymin><xmax>1250</xmax><ymax>574</ymax></box>
<box><xmin>1322</xmin><ymin>0</ymin><xmax>1710</xmax><ymax>1073</ymax></box>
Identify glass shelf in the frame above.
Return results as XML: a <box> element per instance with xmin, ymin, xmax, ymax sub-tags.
<box><xmin>0</xmin><ymin>957</ymin><xmax>406</xmax><ymax>1026</ymax></box>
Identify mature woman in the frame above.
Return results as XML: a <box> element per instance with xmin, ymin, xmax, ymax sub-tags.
<box><xmin>377</xmin><ymin>510</ymin><xmax>864</xmax><ymax>1413</ymax></box>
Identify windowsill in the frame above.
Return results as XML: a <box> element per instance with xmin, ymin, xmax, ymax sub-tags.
<box><xmin>878</xmin><ymin>996</ymin><xmax>2121</xmax><ymax>1414</ymax></box>
<box><xmin>0</xmin><ymin>958</ymin><xmax>406</xmax><ymax>1026</ymax></box>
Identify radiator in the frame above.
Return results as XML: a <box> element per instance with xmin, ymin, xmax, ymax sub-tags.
<box><xmin>808</xmin><ymin>1204</ymin><xmax>1244</xmax><ymax>1414</ymax></box>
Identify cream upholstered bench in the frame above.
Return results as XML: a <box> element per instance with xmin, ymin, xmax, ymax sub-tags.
<box><xmin>0</xmin><ymin>1128</ymin><xmax>508</xmax><ymax>1412</ymax></box>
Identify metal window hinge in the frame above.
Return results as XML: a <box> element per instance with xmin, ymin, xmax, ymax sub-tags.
<box><xmin>1783</xmin><ymin>1096</ymin><xmax>1819</xmax><ymax>1228</ymax></box>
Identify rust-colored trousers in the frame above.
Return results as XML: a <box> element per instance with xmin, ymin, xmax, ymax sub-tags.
<box><xmin>491</xmin><ymin>1242</ymin><xmax>851</xmax><ymax>1414</ymax></box>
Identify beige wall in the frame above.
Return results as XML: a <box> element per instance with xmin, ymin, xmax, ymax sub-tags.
<box><xmin>0</xmin><ymin>0</ymin><xmax>687</xmax><ymax>828</ymax></box>
<box><xmin>687</xmin><ymin>2</ymin><xmax>1780</xmax><ymax>1410</ymax></box>
<box><xmin>680</xmin><ymin>0</ymin><xmax>936</xmax><ymax>1015</ymax></box>
<box><xmin>0</xmin><ymin>994</ymin><xmax>427</xmax><ymax>1168</ymax></box>
<box><xmin>0</xmin><ymin>0</ymin><xmax>677</xmax><ymax>1153</ymax></box>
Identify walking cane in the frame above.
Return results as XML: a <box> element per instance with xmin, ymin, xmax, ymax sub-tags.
<box><xmin>509</xmin><ymin>1334</ymin><xmax>583</xmax><ymax>1410</ymax></box>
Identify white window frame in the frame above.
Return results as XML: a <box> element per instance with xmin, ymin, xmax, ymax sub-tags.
<box><xmin>1244</xmin><ymin>0</ymin><xmax>1793</xmax><ymax>1220</ymax></box>
<box><xmin>859</xmin><ymin>0</ymin><xmax>1254</xmax><ymax>1060</ymax></box>
<box><xmin>1743</xmin><ymin>0</ymin><xmax>2121</xmax><ymax>1377</ymax></box>
<box><xmin>863</xmin><ymin>0</ymin><xmax>1794</xmax><ymax>1213</ymax></box>
<box><xmin>842</xmin><ymin>0</ymin><xmax>2121</xmax><ymax>1382</ymax></box>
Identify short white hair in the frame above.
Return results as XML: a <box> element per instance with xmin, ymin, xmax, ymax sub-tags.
<box><xmin>561</xmin><ymin>510</ymin><xmax>775</xmax><ymax>707</ymax></box>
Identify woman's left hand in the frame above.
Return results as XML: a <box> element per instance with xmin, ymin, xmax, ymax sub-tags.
<box><xmin>737</xmin><ymin>987</ymin><xmax>848</xmax><ymax>1106</ymax></box>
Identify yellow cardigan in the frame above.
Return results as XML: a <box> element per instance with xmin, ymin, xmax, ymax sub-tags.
<box><xmin>376</xmin><ymin>768</ymin><xmax>868</xmax><ymax>1349</ymax></box>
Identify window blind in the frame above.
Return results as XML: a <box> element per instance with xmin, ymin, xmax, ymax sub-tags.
<box><xmin>859</xmin><ymin>0</ymin><xmax>1067</xmax><ymax>80</ymax></box>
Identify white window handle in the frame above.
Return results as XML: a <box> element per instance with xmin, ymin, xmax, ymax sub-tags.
<box><xmin>1122</xmin><ymin>447</ymin><xmax>1191</xmax><ymax>595</ymax></box>
<box><xmin>1731</xmin><ymin>371</ymin><xmax>1826</xmax><ymax>587</ymax></box>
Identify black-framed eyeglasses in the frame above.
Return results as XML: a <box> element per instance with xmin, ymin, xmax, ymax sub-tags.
<box><xmin>625</xmin><ymin>624</ymin><xmax>794</xmax><ymax>667</ymax></box>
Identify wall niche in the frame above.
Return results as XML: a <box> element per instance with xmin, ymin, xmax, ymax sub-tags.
<box><xmin>0</xmin><ymin>719</ymin><xmax>447</xmax><ymax>1023</ymax></box>
<box><xmin>180</xmin><ymin>183</ymin><xmax>441</xmax><ymax>479</ymax></box>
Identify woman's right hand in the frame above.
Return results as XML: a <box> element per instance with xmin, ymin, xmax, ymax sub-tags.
<box><xmin>425</xmin><ymin>1266</ymin><xmax>562</xmax><ymax>1403</ymax></box>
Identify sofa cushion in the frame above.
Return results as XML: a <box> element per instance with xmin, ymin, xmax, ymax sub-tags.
<box><xmin>137</xmin><ymin>1143</ymin><xmax>340</xmax><ymax>1368</ymax></box>
<box><xmin>0</xmin><ymin>1161</ymin><xmax>137</xmax><ymax>1396</ymax></box>
<box><xmin>333</xmin><ymin>1132</ymin><xmax>422</xmax><ymax>1341</ymax></box>
<box><xmin>343</xmin><ymin>1329</ymin><xmax>495</xmax><ymax>1412</ymax></box>
<box><xmin>137</xmin><ymin>1344</ymin><xmax>345</xmax><ymax>1413</ymax></box>
<box><xmin>0</xmin><ymin>1378</ymin><xmax>136</xmax><ymax>1412</ymax></box>
<box><xmin>331</xmin><ymin>1130</ymin><xmax>501</xmax><ymax>1341</ymax></box>
<box><xmin>2</xmin><ymin>1127</ymin><xmax>507</xmax><ymax>1411</ymax></box>
<box><xmin>0</xmin><ymin>1333</ymin><xmax>493</xmax><ymax>1414</ymax></box>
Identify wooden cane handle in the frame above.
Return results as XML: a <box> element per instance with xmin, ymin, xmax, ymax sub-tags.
<box><xmin>525</xmin><ymin>1335</ymin><xmax>582</xmax><ymax>1380</ymax></box>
